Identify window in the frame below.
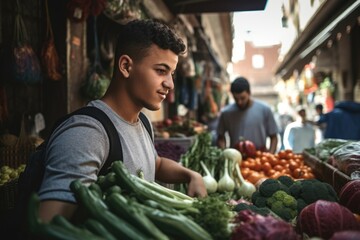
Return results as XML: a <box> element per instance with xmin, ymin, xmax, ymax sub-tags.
<box><xmin>252</xmin><ymin>54</ymin><xmax>264</xmax><ymax>69</ymax></box>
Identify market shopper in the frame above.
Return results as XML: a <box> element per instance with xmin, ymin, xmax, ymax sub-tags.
<box><xmin>283</xmin><ymin>106</ymin><xmax>316</xmax><ymax>153</ymax></box>
<box><xmin>316</xmin><ymin>100</ymin><xmax>360</xmax><ymax>140</ymax></box>
<box><xmin>36</xmin><ymin>19</ymin><xmax>207</xmax><ymax>223</ymax></box>
<box><xmin>216</xmin><ymin>77</ymin><xmax>278</xmax><ymax>153</ymax></box>
<box><xmin>314</xmin><ymin>103</ymin><xmax>326</xmax><ymax>142</ymax></box>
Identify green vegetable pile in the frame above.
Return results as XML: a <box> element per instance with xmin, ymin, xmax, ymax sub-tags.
<box><xmin>190</xmin><ymin>195</ymin><xmax>233</xmax><ymax>240</ymax></box>
<box><xmin>180</xmin><ymin>132</ymin><xmax>223</xmax><ymax>189</ymax></box>
<box><xmin>252</xmin><ymin>176</ymin><xmax>338</xmax><ymax>221</ymax></box>
<box><xmin>27</xmin><ymin>161</ymin><xmax>214</xmax><ymax>240</ymax></box>
<box><xmin>306</xmin><ymin>138</ymin><xmax>349</xmax><ymax>161</ymax></box>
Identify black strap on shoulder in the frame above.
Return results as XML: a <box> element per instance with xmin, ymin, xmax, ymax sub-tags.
<box><xmin>139</xmin><ymin>112</ymin><xmax>153</xmax><ymax>142</ymax></box>
<box><xmin>51</xmin><ymin>107</ymin><xmax>153</xmax><ymax>175</ymax></box>
<box><xmin>69</xmin><ymin>107</ymin><xmax>123</xmax><ymax>175</ymax></box>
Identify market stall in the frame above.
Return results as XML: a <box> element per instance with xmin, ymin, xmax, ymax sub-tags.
<box><xmin>2</xmin><ymin>131</ymin><xmax>356</xmax><ymax>240</ymax></box>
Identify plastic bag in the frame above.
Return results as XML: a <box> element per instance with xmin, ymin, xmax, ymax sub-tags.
<box><xmin>332</xmin><ymin>141</ymin><xmax>360</xmax><ymax>175</ymax></box>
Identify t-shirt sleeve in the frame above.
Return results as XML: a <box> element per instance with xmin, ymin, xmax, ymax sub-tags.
<box><xmin>38</xmin><ymin>115</ymin><xmax>109</xmax><ymax>203</ymax></box>
<box><xmin>266</xmin><ymin>108</ymin><xmax>279</xmax><ymax>136</ymax></box>
<box><xmin>216</xmin><ymin>112</ymin><xmax>227</xmax><ymax>136</ymax></box>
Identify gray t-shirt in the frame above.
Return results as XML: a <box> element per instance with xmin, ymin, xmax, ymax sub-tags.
<box><xmin>38</xmin><ymin>100</ymin><xmax>156</xmax><ymax>203</ymax></box>
<box><xmin>217</xmin><ymin>99</ymin><xmax>278</xmax><ymax>150</ymax></box>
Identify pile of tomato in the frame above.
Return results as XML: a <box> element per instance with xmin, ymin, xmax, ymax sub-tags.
<box><xmin>240</xmin><ymin>149</ymin><xmax>315</xmax><ymax>185</ymax></box>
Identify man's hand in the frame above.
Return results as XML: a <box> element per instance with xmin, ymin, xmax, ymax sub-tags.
<box><xmin>155</xmin><ymin>156</ymin><xmax>207</xmax><ymax>198</ymax></box>
<box><xmin>186</xmin><ymin>171</ymin><xmax>207</xmax><ymax>198</ymax></box>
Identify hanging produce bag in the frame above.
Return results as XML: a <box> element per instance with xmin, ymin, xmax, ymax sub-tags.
<box><xmin>103</xmin><ymin>0</ymin><xmax>142</xmax><ymax>24</ymax></box>
<box><xmin>67</xmin><ymin>0</ymin><xmax>106</xmax><ymax>22</ymax></box>
<box><xmin>41</xmin><ymin>0</ymin><xmax>62</xmax><ymax>81</ymax></box>
<box><xmin>10</xmin><ymin>0</ymin><xmax>42</xmax><ymax>85</ymax></box>
<box><xmin>81</xmin><ymin>16</ymin><xmax>110</xmax><ymax>100</ymax></box>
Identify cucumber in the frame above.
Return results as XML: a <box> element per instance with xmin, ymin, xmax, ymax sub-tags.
<box><xmin>112</xmin><ymin>161</ymin><xmax>193</xmax><ymax>209</ymax></box>
<box><xmin>84</xmin><ymin>218</ymin><xmax>117</xmax><ymax>240</ymax></box>
<box><xmin>132</xmin><ymin>201</ymin><xmax>213</xmax><ymax>240</ymax></box>
<box><xmin>27</xmin><ymin>193</ymin><xmax>102</xmax><ymax>240</ymax></box>
<box><xmin>70</xmin><ymin>179</ymin><xmax>149</xmax><ymax>240</ymax></box>
<box><xmin>106</xmin><ymin>193</ymin><xmax>169</xmax><ymax>240</ymax></box>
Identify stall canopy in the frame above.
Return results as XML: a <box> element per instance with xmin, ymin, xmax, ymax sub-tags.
<box><xmin>275</xmin><ymin>0</ymin><xmax>360</xmax><ymax>80</ymax></box>
<box><xmin>163</xmin><ymin>0</ymin><xmax>267</xmax><ymax>14</ymax></box>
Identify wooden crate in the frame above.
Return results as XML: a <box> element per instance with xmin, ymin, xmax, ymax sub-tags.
<box><xmin>303</xmin><ymin>151</ymin><xmax>351</xmax><ymax>193</ymax></box>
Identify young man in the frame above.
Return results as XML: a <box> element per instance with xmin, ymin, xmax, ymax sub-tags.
<box><xmin>216</xmin><ymin>77</ymin><xmax>278</xmax><ymax>153</ymax></box>
<box><xmin>38</xmin><ymin>19</ymin><xmax>207</xmax><ymax>222</ymax></box>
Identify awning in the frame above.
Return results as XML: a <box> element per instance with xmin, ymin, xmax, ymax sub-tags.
<box><xmin>275</xmin><ymin>0</ymin><xmax>360</xmax><ymax>80</ymax></box>
<box><xmin>162</xmin><ymin>0</ymin><xmax>267</xmax><ymax>14</ymax></box>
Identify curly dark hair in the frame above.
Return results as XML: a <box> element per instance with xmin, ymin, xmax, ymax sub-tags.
<box><xmin>114</xmin><ymin>19</ymin><xmax>186</xmax><ymax>63</ymax></box>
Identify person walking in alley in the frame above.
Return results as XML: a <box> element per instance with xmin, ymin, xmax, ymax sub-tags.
<box><xmin>316</xmin><ymin>100</ymin><xmax>360</xmax><ymax>140</ymax></box>
<box><xmin>216</xmin><ymin>76</ymin><xmax>279</xmax><ymax>153</ymax></box>
<box><xmin>283</xmin><ymin>106</ymin><xmax>316</xmax><ymax>153</ymax></box>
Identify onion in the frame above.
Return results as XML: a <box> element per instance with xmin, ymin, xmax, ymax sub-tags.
<box><xmin>200</xmin><ymin>160</ymin><xmax>218</xmax><ymax>193</ymax></box>
<box><xmin>218</xmin><ymin>158</ymin><xmax>235</xmax><ymax>192</ymax></box>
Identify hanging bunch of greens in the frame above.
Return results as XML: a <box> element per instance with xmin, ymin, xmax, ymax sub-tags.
<box><xmin>81</xmin><ymin>16</ymin><xmax>110</xmax><ymax>100</ymax></box>
<box><xmin>10</xmin><ymin>0</ymin><xmax>42</xmax><ymax>85</ymax></box>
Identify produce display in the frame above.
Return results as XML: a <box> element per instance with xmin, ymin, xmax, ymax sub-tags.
<box><xmin>0</xmin><ymin>164</ymin><xmax>26</xmax><ymax>185</ymax></box>
<box><xmin>296</xmin><ymin>200</ymin><xmax>360</xmax><ymax>239</ymax></box>
<box><xmin>241</xmin><ymin>150</ymin><xmax>315</xmax><ymax>185</ymax></box>
<box><xmin>28</xmin><ymin>161</ymin><xmax>213</xmax><ymax>240</ymax></box>
<box><xmin>307</xmin><ymin>138</ymin><xmax>360</xmax><ymax>177</ymax></box>
<box><xmin>338</xmin><ymin>179</ymin><xmax>360</xmax><ymax>214</ymax></box>
<box><xmin>153</xmin><ymin>116</ymin><xmax>206</xmax><ymax>138</ymax></box>
<box><xmin>14</xmin><ymin>133</ymin><xmax>360</xmax><ymax>239</ymax></box>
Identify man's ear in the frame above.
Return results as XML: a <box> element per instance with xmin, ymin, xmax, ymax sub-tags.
<box><xmin>118</xmin><ymin>55</ymin><xmax>133</xmax><ymax>78</ymax></box>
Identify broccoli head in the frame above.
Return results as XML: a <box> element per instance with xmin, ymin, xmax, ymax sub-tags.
<box><xmin>289</xmin><ymin>181</ymin><xmax>302</xmax><ymax>198</ymax></box>
<box><xmin>233</xmin><ymin>202</ymin><xmax>270</xmax><ymax>216</ymax></box>
<box><xmin>298</xmin><ymin>179</ymin><xmax>339</xmax><ymax>204</ymax></box>
<box><xmin>296</xmin><ymin>198</ymin><xmax>307</xmax><ymax>213</ymax></box>
<box><xmin>266</xmin><ymin>190</ymin><xmax>298</xmax><ymax>221</ymax></box>
<box><xmin>277</xmin><ymin>175</ymin><xmax>295</xmax><ymax>188</ymax></box>
<box><xmin>251</xmin><ymin>190</ymin><xmax>268</xmax><ymax>208</ymax></box>
<box><xmin>251</xmin><ymin>190</ymin><xmax>260</xmax><ymax>203</ymax></box>
<box><xmin>258</xmin><ymin>179</ymin><xmax>283</xmax><ymax>197</ymax></box>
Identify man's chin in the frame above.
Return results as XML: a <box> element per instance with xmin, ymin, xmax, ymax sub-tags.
<box><xmin>237</xmin><ymin>105</ymin><xmax>247</xmax><ymax>110</ymax></box>
<box><xmin>143</xmin><ymin>103</ymin><xmax>161</xmax><ymax>111</ymax></box>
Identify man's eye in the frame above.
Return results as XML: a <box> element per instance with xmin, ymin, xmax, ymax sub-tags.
<box><xmin>156</xmin><ymin>69</ymin><xmax>166</xmax><ymax>74</ymax></box>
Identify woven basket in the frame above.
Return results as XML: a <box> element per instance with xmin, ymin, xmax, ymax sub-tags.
<box><xmin>0</xmin><ymin>117</ymin><xmax>36</xmax><ymax>213</ymax></box>
<box><xmin>0</xmin><ymin>179</ymin><xmax>19</xmax><ymax>213</ymax></box>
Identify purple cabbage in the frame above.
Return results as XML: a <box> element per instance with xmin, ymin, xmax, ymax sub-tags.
<box><xmin>330</xmin><ymin>231</ymin><xmax>360</xmax><ymax>240</ymax></box>
<box><xmin>297</xmin><ymin>200</ymin><xmax>360</xmax><ymax>239</ymax></box>
<box><xmin>231</xmin><ymin>210</ymin><xmax>300</xmax><ymax>240</ymax></box>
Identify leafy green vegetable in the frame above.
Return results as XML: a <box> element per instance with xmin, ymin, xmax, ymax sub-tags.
<box><xmin>190</xmin><ymin>196</ymin><xmax>232</xmax><ymax>240</ymax></box>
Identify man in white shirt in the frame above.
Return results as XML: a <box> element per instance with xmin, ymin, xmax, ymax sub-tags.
<box><xmin>283</xmin><ymin>106</ymin><xmax>315</xmax><ymax>153</ymax></box>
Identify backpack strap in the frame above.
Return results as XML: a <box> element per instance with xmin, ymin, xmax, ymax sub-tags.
<box><xmin>68</xmin><ymin>107</ymin><xmax>123</xmax><ymax>175</ymax></box>
<box><xmin>53</xmin><ymin>107</ymin><xmax>153</xmax><ymax>175</ymax></box>
<box><xmin>139</xmin><ymin>111</ymin><xmax>153</xmax><ymax>142</ymax></box>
